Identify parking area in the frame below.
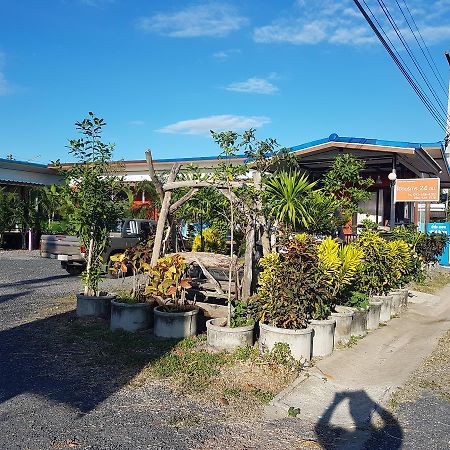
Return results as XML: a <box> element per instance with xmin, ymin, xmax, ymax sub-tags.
<box><xmin>0</xmin><ymin>251</ymin><xmax>315</xmax><ymax>450</ymax></box>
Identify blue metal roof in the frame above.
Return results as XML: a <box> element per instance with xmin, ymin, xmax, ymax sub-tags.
<box><xmin>290</xmin><ymin>133</ymin><xmax>443</xmax><ymax>152</ymax></box>
<box><xmin>0</xmin><ymin>157</ymin><xmax>49</xmax><ymax>168</ymax></box>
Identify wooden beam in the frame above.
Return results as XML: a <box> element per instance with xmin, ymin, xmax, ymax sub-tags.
<box><xmin>193</xmin><ymin>256</ymin><xmax>224</xmax><ymax>295</ymax></box>
<box><xmin>163</xmin><ymin>180</ymin><xmax>246</xmax><ymax>191</ymax></box>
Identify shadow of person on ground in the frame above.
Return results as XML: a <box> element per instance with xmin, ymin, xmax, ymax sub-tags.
<box><xmin>314</xmin><ymin>390</ymin><xmax>403</xmax><ymax>449</ymax></box>
<box><xmin>0</xmin><ymin>310</ymin><xmax>178</xmax><ymax>413</ymax></box>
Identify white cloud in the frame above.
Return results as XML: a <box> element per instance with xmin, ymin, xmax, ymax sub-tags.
<box><xmin>212</xmin><ymin>48</ymin><xmax>241</xmax><ymax>60</ymax></box>
<box><xmin>128</xmin><ymin>120</ymin><xmax>145</xmax><ymax>126</ymax></box>
<box><xmin>253</xmin><ymin>0</ymin><xmax>450</xmax><ymax>46</ymax></box>
<box><xmin>157</xmin><ymin>115</ymin><xmax>270</xmax><ymax>135</ymax></box>
<box><xmin>137</xmin><ymin>3</ymin><xmax>248</xmax><ymax>38</ymax></box>
<box><xmin>226</xmin><ymin>77</ymin><xmax>279</xmax><ymax>95</ymax></box>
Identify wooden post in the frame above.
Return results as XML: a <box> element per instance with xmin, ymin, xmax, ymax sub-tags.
<box><xmin>151</xmin><ymin>164</ymin><xmax>180</xmax><ymax>265</ymax></box>
<box><xmin>253</xmin><ymin>171</ymin><xmax>270</xmax><ymax>255</ymax></box>
<box><xmin>241</xmin><ymin>222</ymin><xmax>254</xmax><ymax>301</ymax></box>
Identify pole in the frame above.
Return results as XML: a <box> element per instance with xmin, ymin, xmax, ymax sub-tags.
<box><xmin>390</xmin><ymin>155</ymin><xmax>397</xmax><ymax>231</ymax></box>
<box><xmin>445</xmin><ymin>52</ymin><xmax>450</xmax><ymax>221</ymax></box>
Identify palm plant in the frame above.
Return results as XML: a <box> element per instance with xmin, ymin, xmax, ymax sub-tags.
<box><xmin>264</xmin><ymin>171</ymin><xmax>316</xmax><ymax>230</ymax></box>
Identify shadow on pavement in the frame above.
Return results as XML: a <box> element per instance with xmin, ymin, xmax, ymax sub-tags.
<box><xmin>314</xmin><ymin>390</ymin><xmax>403</xmax><ymax>449</ymax></box>
<box><xmin>0</xmin><ymin>273</ymin><xmax>71</xmax><ymax>289</ymax></box>
<box><xmin>0</xmin><ymin>310</ymin><xmax>177</xmax><ymax>413</ymax></box>
<box><xmin>0</xmin><ymin>290</ymin><xmax>33</xmax><ymax>304</ymax></box>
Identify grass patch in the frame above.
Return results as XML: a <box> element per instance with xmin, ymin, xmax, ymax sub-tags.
<box><xmin>408</xmin><ymin>271</ymin><xmax>450</xmax><ymax>294</ymax></box>
<box><xmin>64</xmin><ymin>316</ymin><xmax>301</xmax><ymax>414</ymax></box>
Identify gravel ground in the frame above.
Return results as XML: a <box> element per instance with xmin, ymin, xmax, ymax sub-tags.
<box><xmin>1</xmin><ymin>250</ymin><xmax>450</xmax><ymax>450</ymax></box>
<box><xmin>0</xmin><ymin>251</ymin><xmax>318</xmax><ymax>450</ymax></box>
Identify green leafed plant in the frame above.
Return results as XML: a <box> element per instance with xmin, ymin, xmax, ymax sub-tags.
<box><xmin>264</xmin><ymin>171</ymin><xmax>316</xmax><ymax>230</ymax></box>
<box><xmin>317</xmin><ymin>236</ymin><xmax>364</xmax><ymax>302</ymax></box>
<box><xmin>55</xmin><ymin>113</ymin><xmax>127</xmax><ymax>296</ymax></box>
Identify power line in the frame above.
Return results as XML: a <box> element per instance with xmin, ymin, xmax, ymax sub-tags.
<box><xmin>401</xmin><ymin>0</ymin><xmax>448</xmax><ymax>94</ymax></box>
<box><xmin>377</xmin><ymin>0</ymin><xmax>447</xmax><ymax>116</ymax></box>
<box><xmin>354</xmin><ymin>0</ymin><xmax>447</xmax><ymax>132</ymax></box>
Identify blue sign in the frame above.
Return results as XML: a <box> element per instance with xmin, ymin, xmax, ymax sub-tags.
<box><xmin>427</xmin><ymin>222</ymin><xmax>450</xmax><ymax>266</ymax></box>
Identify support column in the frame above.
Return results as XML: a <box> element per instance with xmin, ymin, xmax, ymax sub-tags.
<box><xmin>390</xmin><ymin>155</ymin><xmax>397</xmax><ymax>231</ymax></box>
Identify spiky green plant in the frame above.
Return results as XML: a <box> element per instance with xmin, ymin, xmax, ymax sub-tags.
<box><xmin>264</xmin><ymin>171</ymin><xmax>316</xmax><ymax>230</ymax></box>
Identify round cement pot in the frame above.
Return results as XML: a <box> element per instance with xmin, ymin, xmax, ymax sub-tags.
<box><xmin>331</xmin><ymin>306</ymin><xmax>354</xmax><ymax>346</ymax></box>
<box><xmin>110</xmin><ymin>300</ymin><xmax>153</xmax><ymax>332</ymax></box>
<box><xmin>350</xmin><ymin>308</ymin><xmax>368</xmax><ymax>337</ymax></box>
<box><xmin>388</xmin><ymin>291</ymin><xmax>403</xmax><ymax>317</ymax></box>
<box><xmin>76</xmin><ymin>293</ymin><xmax>115</xmax><ymax>319</ymax></box>
<box><xmin>153</xmin><ymin>306</ymin><xmax>198</xmax><ymax>339</ymax></box>
<box><xmin>391</xmin><ymin>289</ymin><xmax>409</xmax><ymax>309</ymax></box>
<box><xmin>310</xmin><ymin>318</ymin><xmax>336</xmax><ymax>357</ymax></box>
<box><xmin>371</xmin><ymin>295</ymin><xmax>392</xmax><ymax>323</ymax></box>
<box><xmin>259</xmin><ymin>322</ymin><xmax>313</xmax><ymax>361</ymax></box>
<box><xmin>206</xmin><ymin>318</ymin><xmax>254</xmax><ymax>350</ymax></box>
<box><xmin>367</xmin><ymin>301</ymin><xmax>382</xmax><ymax>330</ymax></box>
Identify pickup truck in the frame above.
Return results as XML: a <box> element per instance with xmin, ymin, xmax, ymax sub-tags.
<box><xmin>40</xmin><ymin>218</ymin><xmax>156</xmax><ymax>275</ymax></box>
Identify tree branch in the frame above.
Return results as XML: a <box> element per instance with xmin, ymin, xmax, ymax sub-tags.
<box><xmin>163</xmin><ymin>180</ymin><xmax>246</xmax><ymax>191</ymax></box>
<box><xmin>145</xmin><ymin>148</ymin><xmax>164</xmax><ymax>202</ymax></box>
<box><xmin>169</xmin><ymin>188</ymin><xmax>199</xmax><ymax>214</ymax></box>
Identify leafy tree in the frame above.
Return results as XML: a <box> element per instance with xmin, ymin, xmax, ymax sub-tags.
<box><xmin>0</xmin><ymin>188</ymin><xmax>16</xmax><ymax>247</ymax></box>
<box><xmin>55</xmin><ymin>113</ymin><xmax>126</xmax><ymax>296</ymax></box>
<box><xmin>300</xmin><ymin>189</ymin><xmax>342</xmax><ymax>236</ymax></box>
<box><xmin>322</xmin><ymin>154</ymin><xmax>374</xmax><ymax>224</ymax></box>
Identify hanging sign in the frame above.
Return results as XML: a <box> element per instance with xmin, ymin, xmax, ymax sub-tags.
<box><xmin>394</xmin><ymin>178</ymin><xmax>440</xmax><ymax>202</ymax></box>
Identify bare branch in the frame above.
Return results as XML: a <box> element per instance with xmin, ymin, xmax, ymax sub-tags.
<box><xmin>145</xmin><ymin>148</ymin><xmax>164</xmax><ymax>202</ymax></box>
<box><xmin>169</xmin><ymin>188</ymin><xmax>199</xmax><ymax>214</ymax></box>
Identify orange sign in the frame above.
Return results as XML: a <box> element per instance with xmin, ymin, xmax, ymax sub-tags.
<box><xmin>394</xmin><ymin>178</ymin><xmax>440</xmax><ymax>202</ymax></box>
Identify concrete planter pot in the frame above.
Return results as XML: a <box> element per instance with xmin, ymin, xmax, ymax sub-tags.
<box><xmin>391</xmin><ymin>289</ymin><xmax>409</xmax><ymax>309</ymax></box>
<box><xmin>350</xmin><ymin>308</ymin><xmax>368</xmax><ymax>337</ymax></box>
<box><xmin>206</xmin><ymin>318</ymin><xmax>254</xmax><ymax>350</ymax></box>
<box><xmin>76</xmin><ymin>293</ymin><xmax>115</xmax><ymax>319</ymax></box>
<box><xmin>310</xmin><ymin>318</ymin><xmax>336</xmax><ymax>357</ymax></box>
<box><xmin>371</xmin><ymin>295</ymin><xmax>392</xmax><ymax>323</ymax></box>
<box><xmin>367</xmin><ymin>301</ymin><xmax>382</xmax><ymax>330</ymax></box>
<box><xmin>331</xmin><ymin>306</ymin><xmax>354</xmax><ymax>346</ymax></box>
<box><xmin>388</xmin><ymin>291</ymin><xmax>403</xmax><ymax>317</ymax></box>
<box><xmin>110</xmin><ymin>300</ymin><xmax>153</xmax><ymax>332</ymax></box>
<box><xmin>259</xmin><ymin>322</ymin><xmax>313</xmax><ymax>361</ymax></box>
<box><xmin>153</xmin><ymin>306</ymin><xmax>198</xmax><ymax>339</ymax></box>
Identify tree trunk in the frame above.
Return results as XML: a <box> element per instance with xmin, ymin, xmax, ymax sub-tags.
<box><xmin>151</xmin><ymin>191</ymin><xmax>173</xmax><ymax>265</ymax></box>
<box><xmin>84</xmin><ymin>237</ymin><xmax>95</xmax><ymax>296</ymax></box>
<box><xmin>241</xmin><ymin>223</ymin><xmax>254</xmax><ymax>302</ymax></box>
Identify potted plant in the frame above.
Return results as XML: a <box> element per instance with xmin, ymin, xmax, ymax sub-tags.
<box><xmin>56</xmin><ymin>113</ymin><xmax>126</xmax><ymax>319</ymax></box>
<box><xmin>317</xmin><ymin>237</ymin><xmax>363</xmax><ymax>346</ymax></box>
<box><xmin>353</xmin><ymin>231</ymin><xmax>395</xmax><ymax>324</ymax></box>
<box><xmin>249</xmin><ymin>235</ymin><xmax>331</xmax><ymax>361</ymax></box>
<box><xmin>109</xmin><ymin>239</ymin><xmax>154</xmax><ymax>332</ymax></box>
<box><xmin>206</xmin><ymin>301</ymin><xmax>255</xmax><ymax>350</ymax></box>
<box><xmin>146</xmin><ymin>254</ymin><xmax>198</xmax><ymax>339</ymax></box>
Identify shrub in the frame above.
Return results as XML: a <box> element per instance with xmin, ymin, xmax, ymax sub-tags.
<box><xmin>248</xmin><ymin>235</ymin><xmax>332</xmax><ymax>328</ymax></box>
<box><xmin>191</xmin><ymin>228</ymin><xmax>227</xmax><ymax>253</ymax></box>
<box><xmin>317</xmin><ymin>236</ymin><xmax>364</xmax><ymax>303</ymax></box>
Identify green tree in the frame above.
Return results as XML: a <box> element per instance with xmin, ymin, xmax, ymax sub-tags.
<box><xmin>322</xmin><ymin>154</ymin><xmax>374</xmax><ymax>224</ymax></box>
<box><xmin>55</xmin><ymin>113</ymin><xmax>126</xmax><ymax>296</ymax></box>
<box><xmin>0</xmin><ymin>188</ymin><xmax>16</xmax><ymax>247</ymax></box>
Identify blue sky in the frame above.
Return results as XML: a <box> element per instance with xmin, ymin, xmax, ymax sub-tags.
<box><xmin>0</xmin><ymin>0</ymin><xmax>449</xmax><ymax>163</ymax></box>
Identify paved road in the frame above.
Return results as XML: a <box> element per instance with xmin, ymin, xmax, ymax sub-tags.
<box><xmin>1</xmin><ymin>250</ymin><xmax>450</xmax><ymax>449</ymax></box>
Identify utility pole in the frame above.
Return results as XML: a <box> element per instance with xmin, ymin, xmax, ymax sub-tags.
<box><xmin>445</xmin><ymin>52</ymin><xmax>450</xmax><ymax>222</ymax></box>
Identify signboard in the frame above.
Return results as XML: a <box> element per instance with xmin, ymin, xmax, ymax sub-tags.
<box><xmin>394</xmin><ymin>178</ymin><xmax>440</xmax><ymax>203</ymax></box>
<box><xmin>427</xmin><ymin>222</ymin><xmax>450</xmax><ymax>266</ymax></box>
